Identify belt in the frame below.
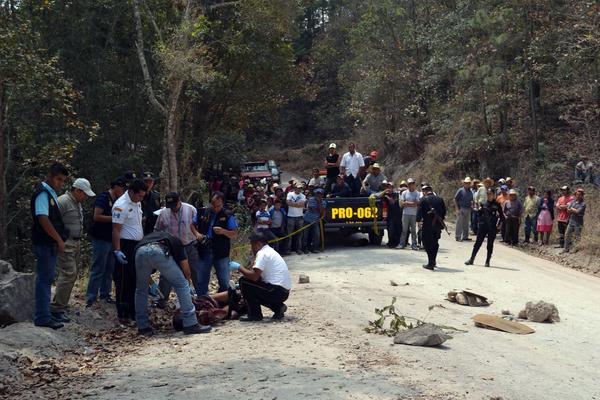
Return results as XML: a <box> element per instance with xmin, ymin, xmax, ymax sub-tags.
<box><xmin>145</xmin><ymin>242</ymin><xmax>168</xmax><ymax>253</ymax></box>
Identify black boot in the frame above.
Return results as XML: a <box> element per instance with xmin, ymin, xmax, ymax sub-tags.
<box><xmin>464</xmin><ymin>258</ymin><xmax>474</xmax><ymax>265</ymax></box>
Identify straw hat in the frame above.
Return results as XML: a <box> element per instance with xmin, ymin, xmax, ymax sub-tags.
<box><xmin>483</xmin><ymin>177</ymin><xmax>494</xmax><ymax>186</ymax></box>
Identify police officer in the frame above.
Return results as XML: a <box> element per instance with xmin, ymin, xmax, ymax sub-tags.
<box><xmin>31</xmin><ymin>163</ymin><xmax>70</xmax><ymax>329</ymax></box>
<box><xmin>417</xmin><ymin>184</ymin><xmax>446</xmax><ymax>270</ymax></box>
<box><xmin>134</xmin><ymin>231</ymin><xmax>212</xmax><ymax>336</ymax></box>
<box><xmin>141</xmin><ymin>172</ymin><xmax>161</xmax><ymax>235</ymax></box>
<box><xmin>112</xmin><ymin>179</ymin><xmax>147</xmax><ymax>324</ymax></box>
<box><xmin>465</xmin><ymin>189</ymin><xmax>504</xmax><ymax>267</ymax></box>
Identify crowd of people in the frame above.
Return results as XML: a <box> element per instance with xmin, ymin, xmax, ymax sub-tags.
<box><xmin>29</xmin><ymin>147</ymin><xmax>592</xmax><ymax>334</ymax></box>
<box><xmin>30</xmin><ymin>164</ymin><xmax>291</xmax><ymax>333</ymax></box>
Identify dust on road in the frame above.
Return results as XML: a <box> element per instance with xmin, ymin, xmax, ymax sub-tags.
<box><xmin>43</xmin><ymin>233</ymin><xmax>600</xmax><ymax>400</ymax></box>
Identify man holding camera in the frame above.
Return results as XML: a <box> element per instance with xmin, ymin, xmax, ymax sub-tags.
<box><xmin>154</xmin><ymin>192</ymin><xmax>203</xmax><ymax>302</ymax></box>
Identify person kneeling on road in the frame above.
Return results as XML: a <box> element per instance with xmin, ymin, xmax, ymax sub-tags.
<box><xmin>134</xmin><ymin>231</ymin><xmax>212</xmax><ymax>336</ymax></box>
<box><xmin>230</xmin><ymin>232</ymin><xmax>292</xmax><ymax>321</ymax></box>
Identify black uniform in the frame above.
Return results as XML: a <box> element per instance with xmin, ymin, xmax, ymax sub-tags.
<box><xmin>469</xmin><ymin>200</ymin><xmax>504</xmax><ymax>265</ymax></box>
<box><xmin>384</xmin><ymin>191</ymin><xmax>402</xmax><ymax>248</ymax></box>
<box><xmin>417</xmin><ymin>194</ymin><xmax>446</xmax><ymax>268</ymax></box>
<box><xmin>142</xmin><ymin>190</ymin><xmax>161</xmax><ymax>235</ymax></box>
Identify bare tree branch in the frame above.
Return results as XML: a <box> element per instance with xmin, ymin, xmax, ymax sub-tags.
<box><xmin>133</xmin><ymin>0</ymin><xmax>166</xmax><ymax>115</ymax></box>
<box><xmin>140</xmin><ymin>0</ymin><xmax>164</xmax><ymax>43</ymax></box>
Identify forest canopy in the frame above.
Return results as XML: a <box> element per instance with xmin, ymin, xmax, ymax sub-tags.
<box><xmin>1</xmin><ymin>0</ymin><xmax>599</xmax><ymax>267</ymax></box>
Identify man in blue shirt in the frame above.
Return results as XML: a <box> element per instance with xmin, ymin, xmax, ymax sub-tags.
<box><xmin>196</xmin><ymin>192</ymin><xmax>238</xmax><ymax>295</ymax></box>
<box><xmin>454</xmin><ymin>177</ymin><xmax>474</xmax><ymax>242</ymax></box>
<box><xmin>302</xmin><ymin>189</ymin><xmax>326</xmax><ymax>253</ymax></box>
<box><xmin>31</xmin><ymin>163</ymin><xmax>69</xmax><ymax>330</ymax></box>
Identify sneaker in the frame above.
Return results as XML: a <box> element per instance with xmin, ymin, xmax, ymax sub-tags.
<box><xmin>35</xmin><ymin>320</ymin><xmax>64</xmax><ymax>330</ymax></box>
<box><xmin>85</xmin><ymin>300</ymin><xmax>94</xmax><ymax>308</ymax></box>
<box><xmin>138</xmin><ymin>327</ymin><xmax>154</xmax><ymax>336</ymax></box>
<box><xmin>272</xmin><ymin>304</ymin><xmax>287</xmax><ymax>320</ymax></box>
<box><xmin>51</xmin><ymin>312</ymin><xmax>71</xmax><ymax>323</ymax></box>
<box><xmin>395</xmin><ymin>245</ymin><xmax>406</xmax><ymax>250</ymax></box>
<box><xmin>310</xmin><ymin>249</ymin><xmax>319</xmax><ymax>254</ymax></box>
<box><xmin>411</xmin><ymin>245</ymin><xmax>418</xmax><ymax>251</ymax></box>
<box><xmin>463</xmin><ymin>238</ymin><xmax>472</xmax><ymax>241</ymax></box>
<box><xmin>183</xmin><ymin>324</ymin><xmax>212</xmax><ymax>335</ymax></box>
<box><xmin>464</xmin><ymin>259</ymin><xmax>474</xmax><ymax>265</ymax></box>
<box><xmin>484</xmin><ymin>262</ymin><xmax>490</xmax><ymax>268</ymax></box>
<box><xmin>422</xmin><ymin>264</ymin><xmax>435</xmax><ymax>270</ymax></box>
<box><xmin>455</xmin><ymin>238</ymin><xmax>463</xmax><ymax>242</ymax></box>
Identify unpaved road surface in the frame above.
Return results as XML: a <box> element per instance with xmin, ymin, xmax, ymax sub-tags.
<box><xmin>61</xmin><ymin>233</ymin><xmax>599</xmax><ymax>400</ymax></box>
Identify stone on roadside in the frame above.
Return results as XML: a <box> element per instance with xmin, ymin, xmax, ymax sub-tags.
<box><xmin>393</xmin><ymin>323</ymin><xmax>452</xmax><ymax>347</ymax></box>
<box><xmin>0</xmin><ymin>260</ymin><xmax>35</xmax><ymax>325</ymax></box>
<box><xmin>298</xmin><ymin>274</ymin><xmax>310</xmax><ymax>284</ymax></box>
<box><xmin>518</xmin><ymin>301</ymin><xmax>560</xmax><ymax>323</ymax></box>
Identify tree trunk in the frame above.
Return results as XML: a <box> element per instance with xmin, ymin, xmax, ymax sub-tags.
<box><xmin>161</xmin><ymin>79</ymin><xmax>184</xmax><ymax>193</ymax></box>
<box><xmin>528</xmin><ymin>76</ymin><xmax>539</xmax><ymax>159</ymax></box>
<box><xmin>0</xmin><ymin>81</ymin><xmax>7</xmax><ymax>258</ymax></box>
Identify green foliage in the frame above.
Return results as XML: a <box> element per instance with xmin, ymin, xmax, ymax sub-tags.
<box><xmin>365</xmin><ymin>297</ymin><xmax>423</xmax><ymax>336</ymax></box>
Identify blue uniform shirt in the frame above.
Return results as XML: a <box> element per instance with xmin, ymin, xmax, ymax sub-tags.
<box><xmin>34</xmin><ymin>182</ymin><xmax>59</xmax><ymax>216</ymax></box>
<box><xmin>205</xmin><ymin>211</ymin><xmax>238</xmax><ymax>239</ymax></box>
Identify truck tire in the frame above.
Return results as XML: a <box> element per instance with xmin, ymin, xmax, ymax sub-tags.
<box><xmin>368</xmin><ymin>229</ymin><xmax>383</xmax><ymax>246</ymax></box>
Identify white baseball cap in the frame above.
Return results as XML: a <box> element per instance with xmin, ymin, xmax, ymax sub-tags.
<box><xmin>329</xmin><ymin>143</ymin><xmax>337</xmax><ymax>149</ymax></box>
<box><xmin>73</xmin><ymin>178</ymin><xmax>95</xmax><ymax>196</ymax></box>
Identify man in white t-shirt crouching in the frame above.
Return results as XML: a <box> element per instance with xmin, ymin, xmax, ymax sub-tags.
<box><xmin>232</xmin><ymin>232</ymin><xmax>292</xmax><ymax>321</ymax></box>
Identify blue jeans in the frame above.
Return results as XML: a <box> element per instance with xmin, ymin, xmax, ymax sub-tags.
<box><xmin>159</xmin><ymin>243</ymin><xmax>202</xmax><ymax>298</ymax></box>
<box><xmin>302</xmin><ymin>219</ymin><xmax>321</xmax><ymax>251</ymax></box>
<box><xmin>197</xmin><ymin>249</ymin><xmax>230</xmax><ymax>295</ymax></box>
<box><xmin>134</xmin><ymin>245</ymin><xmax>197</xmax><ymax>330</ymax></box>
<box><xmin>524</xmin><ymin>215</ymin><xmax>538</xmax><ymax>243</ymax></box>
<box><xmin>34</xmin><ymin>244</ymin><xmax>58</xmax><ymax>325</ymax></box>
<box><xmin>86</xmin><ymin>239</ymin><xmax>115</xmax><ymax>303</ymax></box>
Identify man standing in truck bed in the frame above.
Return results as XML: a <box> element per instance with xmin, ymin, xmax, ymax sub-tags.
<box><xmin>340</xmin><ymin>142</ymin><xmax>364</xmax><ymax>196</ymax></box>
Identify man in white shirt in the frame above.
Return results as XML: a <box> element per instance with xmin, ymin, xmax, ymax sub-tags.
<box><xmin>575</xmin><ymin>156</ymin><xmax>594</xmax><ymax>183</ymax></box>
<box><xmin>112</xmin><ymin>179</ymin><xmax>147</xmax><ymax>323</ymax></box>
<box><xmin>285</xmin><ymin>183</ymin><xmax>306</xmax><ymax>255</ymax></box>
<box><xmin>232</xmin><ymin>232</ymin><xmax>292</xmax><ymax>321</ymax></box>
<box><xmin>339</xmin><ymin>142</ymin><xmax>365</xmax><ymax>196</ymax></box>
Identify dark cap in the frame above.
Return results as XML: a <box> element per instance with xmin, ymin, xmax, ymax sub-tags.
<box><xmin>249</xmin><ymin>231</ymin><xmax>269</xmax><ymax>244</ymax></box>
<box><xmin>123</xmin><ymin>170</ymin><xmax>137</xmax><ymax>182</ymax></box>
<box><xmin>142</xmin><ymin>171</ymin><xmax>156</xmax><ymax>180</ymax></box>
<box><xmin>111</xmin><ymin>177</ymin><xmax>128</xmax><ymax>188</ymax></box>
<box><xmin>165</xmin><ymin>192</ymin><xmax>180</xmax><ymax>209</ymax></box>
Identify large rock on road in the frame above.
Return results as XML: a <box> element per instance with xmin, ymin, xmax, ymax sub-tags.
<box><xmin>0</xmin><ymin>260</ymin><xmax>34</xmax><ymax>325</ymax></box>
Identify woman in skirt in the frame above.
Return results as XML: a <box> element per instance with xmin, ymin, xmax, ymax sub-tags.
<box><xmin>536</xmin><ymin>190</ymin><xmax>555</xmax><ymax>245</ymax></box>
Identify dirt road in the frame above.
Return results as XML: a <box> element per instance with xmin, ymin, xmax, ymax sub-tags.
<box><xmin>61</xmin><ymin>233</ymin><xmax>599</xmax><ymax>400</ymax></box>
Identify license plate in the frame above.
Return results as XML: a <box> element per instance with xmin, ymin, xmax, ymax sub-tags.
<box><xmin>330</xmin><ymin>207</ymin><xmax>378</xmax><ymax>220</ymax></box>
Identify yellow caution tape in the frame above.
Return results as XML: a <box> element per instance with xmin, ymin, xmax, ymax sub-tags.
<box><xmin>231</xmin><ymin>218</ymin><xmax>324</xmax><ymax>253</ymax></box>
<box><xmin>368</xmin><ymin>195</ymin><xmax>379</xmax><ymax>236</ymax></box>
